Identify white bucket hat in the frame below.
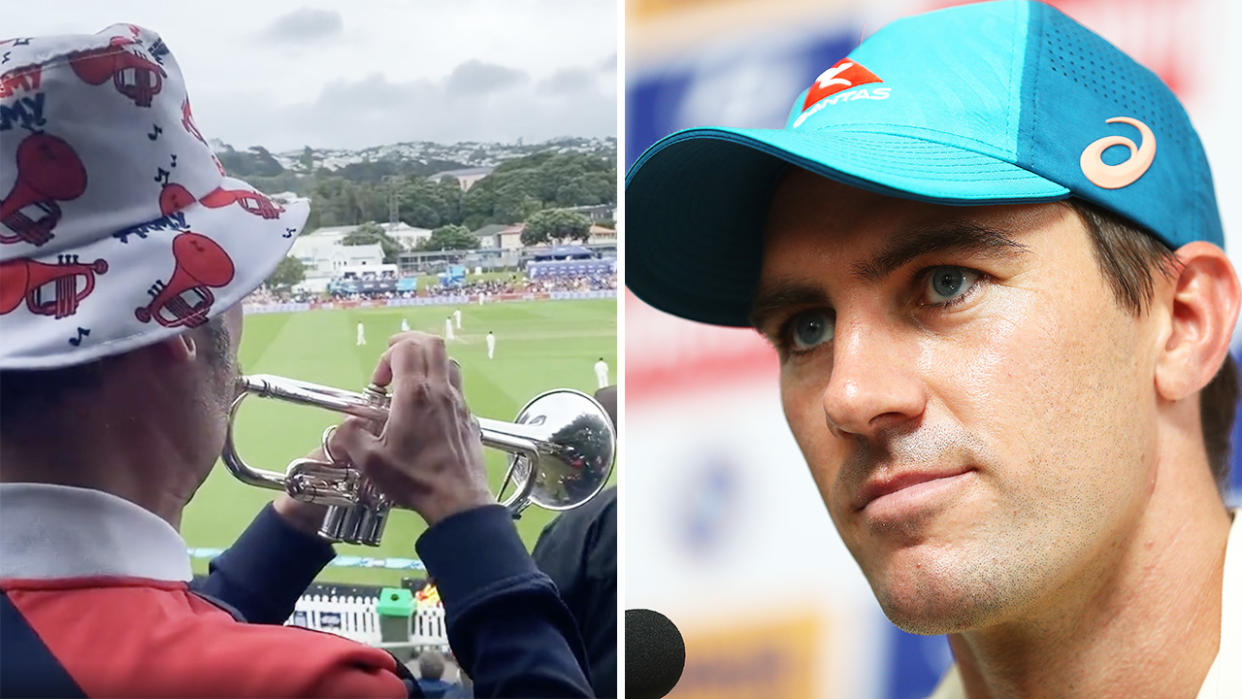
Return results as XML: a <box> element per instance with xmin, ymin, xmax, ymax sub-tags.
<box><xmin>0</xmin><ymin>24</ymin><xmax>310</xmax><ymax>369</ymax></box>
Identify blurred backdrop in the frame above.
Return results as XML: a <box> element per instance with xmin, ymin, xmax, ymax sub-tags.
<box><xmin>624</xmin><ymin>1</ymin><xmax>1242</xmax><ymax>697</ymax></box>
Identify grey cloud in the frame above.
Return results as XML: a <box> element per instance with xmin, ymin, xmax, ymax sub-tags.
<box><xmin>262</xmin><ymin>8</ymin><xmax>343</xmax><ymax>42</ymax></box>
<box><xmin>538</xmin><ymin>67</ymin><xmax>596</xmax><ymax>95</ymax></box>
<box><xmin>597</xmin><ymin>53</ymin><xmax>616</xmax><ymax>72</ymax></box>
<box><xmin>445</xmin><ymin>60</ymin><xmax>529</xmax><ymax>96</ymax></box>
<box><xmin>203</xmin><ymin>70</ymin><xmax>614</xmax><ymax>150</ymax></box>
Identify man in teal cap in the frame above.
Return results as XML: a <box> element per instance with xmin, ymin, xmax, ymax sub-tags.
<box><xmin>626</xmin><ymin>2</ymin><xmax>1239</xmax><ymax>696</ymax></box>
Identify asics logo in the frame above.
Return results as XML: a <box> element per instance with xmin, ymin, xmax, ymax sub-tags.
<box><xmin>1079</xmin><ymin>117</ymin><xmax>1156</xmax><ymax>189</ymax></box>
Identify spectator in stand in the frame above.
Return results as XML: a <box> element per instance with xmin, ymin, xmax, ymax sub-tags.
<box><xmin>532</xmin><ymin>386</ymin><xmax>618</xmax><ymax>697</ymax></box>
<box><xmin>444</xmin><ymin>672</ymin><xmax>473</xmax><ymax>699</ymax></box>
<box><xmin>415</xmin><ymin>650</ymin><xmax>455</xmax><ymax>698</ymax></box>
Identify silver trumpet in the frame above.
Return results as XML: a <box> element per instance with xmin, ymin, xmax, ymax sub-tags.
<box><xmin>221</xmin><ymin>374</ymin><xmax>616</xmax><ymax>546</ymax></box>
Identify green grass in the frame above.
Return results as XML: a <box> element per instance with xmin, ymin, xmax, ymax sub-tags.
<box><xmin>182</xmin><ymin>299</ymin><xmax>616</xmax><ymax>586</ymax></box>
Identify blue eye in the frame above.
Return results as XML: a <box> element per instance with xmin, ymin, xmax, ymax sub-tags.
<box><xmin>788</xmin><ymin>309</ymin><xmax>834</xmax><ymax>352</ymax></box>
<box><xmin>926</xmin><ymin>267</ymin><xmax>980</xmax><ymax>304</ymax></box>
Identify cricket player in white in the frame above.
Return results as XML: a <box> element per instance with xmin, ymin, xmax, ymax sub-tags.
<box><xmin>486</xmin><ymin>331</ymin><xmax>495</xmax><ymax>359</ymax></box>
<box><xmin>400</xmin><ymin>318</ymin><xmax>410</xmax><ymax>332</ymax></box>
<box><xmin>454</xmin><ymin>309</ymin><xmax>462</xmax><ymax>329</ymax></box>
<box><xmin>445</xmin><ymin>316</ymin><xmax>455</xmax><ymax>341</ymax></box>
<box><xmin>594</xmin><ymin>357</ymin><xmax>609</xmax><ymax>389</ymax></box>
<box><xmin>355</xmin><ymin>322</ymin><xmax>366</xmax><ymax>346</ymax></box>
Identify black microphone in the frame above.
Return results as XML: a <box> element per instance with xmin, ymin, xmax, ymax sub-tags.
<box><xmin>625</xmin><ymin>608</ymin><xmax>685</xmax><ymax>699</ymax></box>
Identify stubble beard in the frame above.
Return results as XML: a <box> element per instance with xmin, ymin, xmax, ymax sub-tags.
<box><xmin>831</xmin><ymin>426</ymin><xmax>1052</xmax><ymax>635</ymax></box>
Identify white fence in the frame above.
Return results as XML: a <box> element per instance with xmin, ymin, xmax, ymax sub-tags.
<box><xmin>286</xmin><ymin>594</ymin><xmax>449</xmax><ymax>651</ymax></box>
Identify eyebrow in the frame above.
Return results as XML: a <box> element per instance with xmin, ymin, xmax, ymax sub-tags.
<box><xmin>851</xmin><ymin>223</ymin><xmax>1030</xmax><ymax>282</ymax></box>
<box><xmin>748</xmin><ymin>223</ymin><xmax>1030</xmax><ymax>329</ymax></box>
<box><xmin>749</xmin><ymin>282</ymin><xmax>830</xmax><ymax>331</ymax></box>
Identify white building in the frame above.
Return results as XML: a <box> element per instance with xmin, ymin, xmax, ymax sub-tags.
<box><xmin>336</xmin><ymin>261</ymin><xmax>399</xmax><ymax>279</ymax></box>
<box><xmin>290</xmin><ymin>226</ymin><xmax>386</xmax><ymax>278</ymax></box>
<box><xmin>587</xmin><ymin>224</ymin><xmax>617</xmax><ymax>245</ymax></box>
<box><xmin>381</xmin><ymin>222</ymin><xmax>433</xmax><ymax>250</ymax></box>
<box><xmin>430</xmin><ymin>167</ymin><xmax>495</xmax><ymax>191</ymax></box>
<box><xmin>328</xmin><ymin>244</ymin><xmax>385</xmax><ymax>272</ymax></box>
<box><xmin>290</xmin><ymin>226</ymin><xmax>351</xmax><ymax>278</ymax></box>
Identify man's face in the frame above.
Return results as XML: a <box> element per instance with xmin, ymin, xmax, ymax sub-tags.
<box><xmin>754</xmin><ymin>170</ymin><xmax>1162</xmax><ymax>633</ymax></box>
<box><xmin>180</xmin><ymin>302</ymin><xmax>244</xmax><ymax>477</ymax></box>
<box><xmin>209</xmin><ymin>302</ymin><xmax>244</xmax><ymax>409</ymax></box>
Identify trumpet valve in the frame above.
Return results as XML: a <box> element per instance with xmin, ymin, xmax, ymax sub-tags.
<box><xmin>286</xmin><ymin>458</ymin><xmax>364</xmax><ymax>507</ymax></box>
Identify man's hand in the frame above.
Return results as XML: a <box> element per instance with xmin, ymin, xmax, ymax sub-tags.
<box><xmin>327</xmin><ymin>332</ymin><xmax>496</xmax><ymax>526</ymax></box>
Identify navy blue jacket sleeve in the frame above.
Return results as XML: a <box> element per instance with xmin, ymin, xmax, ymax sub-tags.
<box><xmin>192</xmin><ymin>502</ymin><xmax>336</xmax><ymax>625</ymax></box>
<box><xmin>418</xmin><ymin>505</ymin><xmax>593</xmax><ymax>698</ymax></box>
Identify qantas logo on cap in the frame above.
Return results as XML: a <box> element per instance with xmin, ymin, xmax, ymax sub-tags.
<box><xmin>1079</xmin><ymin>117</ymin><xmax>1156</xmax><ymax>189</ymax></box>
<box><xmin>801</xmin><ymin>58</ymin><xmax>883</xmax><ymax>112</ymax></box>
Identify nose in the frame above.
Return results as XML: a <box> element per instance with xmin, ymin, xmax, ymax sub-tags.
<box><xmin>821</xmin><ymin>318</ymin><xmax>927</xmax><ymax>440</ymax></box>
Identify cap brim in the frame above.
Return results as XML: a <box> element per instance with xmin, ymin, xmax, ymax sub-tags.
<box><xmin>0</xmin><ymin>176</ymin><xmax>308</xmax><ymax>369</ymax></box>
<box><xmin>625</xmin><ymin>126</ymin><xmax>1071</xmax><ymax>327</ymax></box>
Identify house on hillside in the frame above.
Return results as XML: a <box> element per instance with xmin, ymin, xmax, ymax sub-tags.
<box><xmin>587</xmin><ymin>224</ymin><xmax>616</xmax><ymax>245</ymax></box>
<box><xmin>430</xmin><ymin>166</ymin><xmax>495</xmax><ymax>191</ymax></box>
<box><xmin>473</xmin><ymin>223</ymin><xmax>525</xmax><ymax>250</ymax></box>
<box><xmin>558</xmin><ymin>203</ymin><xmax>615</xmax><ymax>222</ymax></box>
<box><xmin>497</xmin><ymin>224</ymin><xmax>524</xmax><ymax>250</ymax></box>
<box><xmin>471</xmin><ymin>224</ymin><xmax>508</xmax><ymax>249</ymax></box>
<box><xmin>380</xmin><ymin>222</ymin><xmax>433</xmax><ymax>250</ymax></box>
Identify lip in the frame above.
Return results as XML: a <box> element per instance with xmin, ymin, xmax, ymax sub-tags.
<box><xmin>852</xmin><ymin>467</ymin><xmax>975</xmax><ymax>514</ymax></box>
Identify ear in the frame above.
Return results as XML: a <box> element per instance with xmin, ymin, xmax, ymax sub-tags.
<box><xmin>1153</xmin><ymin>242</ymin><xmax>1241</xmax><ymax>402</ymax></box>
<box><xmin>152</xmin><ymin>331</ymin><xmax>198</xmax><ymax>364</ymax></box>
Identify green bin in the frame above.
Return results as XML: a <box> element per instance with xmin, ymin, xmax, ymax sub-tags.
<box><xmin>377</xmin><ymin>587</ymin><xmax>415</xmax><ymax>657</ymax></box>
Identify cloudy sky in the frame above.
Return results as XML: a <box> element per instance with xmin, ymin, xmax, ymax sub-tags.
<box><xmin>10</xmin><ymin>0</ymin><xmax>617</xmax><ymax>151</ymax></box>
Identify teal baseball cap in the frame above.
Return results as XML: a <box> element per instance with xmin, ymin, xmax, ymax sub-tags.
<box><xmin>625</xmin><ymin>0</ymin><xmax>1223</xmax><ymax>327</ymax></box>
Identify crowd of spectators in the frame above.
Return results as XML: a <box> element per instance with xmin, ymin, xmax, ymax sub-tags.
<box><xmin>422</xmin><ymin>273</ymin><xmax>615</xmax><ymax>297</ymax></box>
<box><xmin>245</xmin><ymin>272</ymin><xmax>617</xmax><ymax>306</ymax></box>
<box><xmin>244</xmin><ymin>287</ymin><xmax>317</xmax><ymax>305</ymax></box>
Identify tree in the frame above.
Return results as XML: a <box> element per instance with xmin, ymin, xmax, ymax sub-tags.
<box><xmin>521</xmin><ymin>209</ymin><xmax>591</xmax><ymax>246</ymax></box>
<box><xmin>266</xmin><ymin>256</ymin><xmax>305</xmax><ymax>289</ymax></box>
<box><xmin>397</xmin><ymin>176</ymin><xmax>462</xmax><ymax>228</ymax></box>
<box><xmin>461</xmin><ymin>151</ymin><xmax>614</xmax><ymax>226</ymax></box>
<box><xmin>215</xmin><ymin>144</ymin><xmax>284</xmax><ymax>178</ymax></box>
<box><xmin>342</xmin><ymin>222</ymin><xmax>402</xmax><ymax>263</ymax></box>
<box><xmin>420</xmin><ymin>224</ymin><xmax>476</xmax><ymax>251</ymax></box>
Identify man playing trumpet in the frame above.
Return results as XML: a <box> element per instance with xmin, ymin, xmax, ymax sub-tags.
<box><xmin>0</xmin><ymin>25</ymin><xmax>595</xmax><ymax>698</ymax></box>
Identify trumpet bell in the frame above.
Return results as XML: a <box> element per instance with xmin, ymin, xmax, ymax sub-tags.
<box><xmin>497</xmin><ymin>389</ymin><xmax>615</xmax><ymax>512</ymax></box>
